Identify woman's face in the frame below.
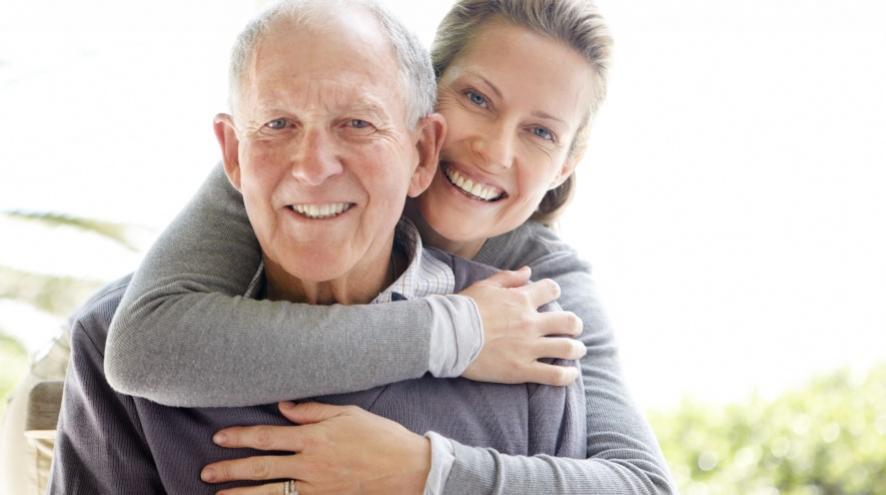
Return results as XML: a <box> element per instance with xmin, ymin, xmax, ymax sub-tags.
<box><xmin>415</xmin><ymin>21</ymin><xmax>596</xmax><ymax>257</ymax></box>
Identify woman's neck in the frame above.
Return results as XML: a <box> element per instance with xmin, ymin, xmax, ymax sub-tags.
<box><xmin>404</xmin><ymin>201</ymin><xmax>486</xmax><ymax>259</ymax></box>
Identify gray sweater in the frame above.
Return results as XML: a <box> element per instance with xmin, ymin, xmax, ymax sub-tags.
<box><xmin>105</xmin><ymin>165</ymin><xmax>676</xmax><ymax>493</ymax></box>
<box><xmin>50</xmin><ymin>246</ymin><xmax>586</xmax><ymax>494</ymax></box>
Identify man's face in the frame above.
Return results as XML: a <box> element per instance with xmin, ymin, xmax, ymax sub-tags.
<box><xmin>216</xmin><ymin>13</ymin><xmax>437</xmax><ymax>293</ymax></box>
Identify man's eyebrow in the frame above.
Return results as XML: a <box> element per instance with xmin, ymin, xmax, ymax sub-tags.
<box><xmin>348</xmin><ymin>99</ymin><xmax>389</xmax><ymax>117</ymax></box>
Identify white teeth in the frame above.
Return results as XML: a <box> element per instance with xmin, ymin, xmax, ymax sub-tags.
<box><xmin>444</xmin><ymin>167</ymin><xmax>503</xmax><ymax>201</ymax></box>
<box><xmin>292</xmin><ymin>202</ymin><xmax>350</xmax><ymax>219</ymax></box>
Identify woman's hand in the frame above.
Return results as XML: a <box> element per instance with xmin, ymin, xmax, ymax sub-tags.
<box><xmin>201</xmin><ymin>401</ymin><xmax>430</xmax><ymax>495</ymax></box>
<box><xmin>459</xmin><ymin>266</ymin><xmax>586</xmax><ymax>386</ymax></box>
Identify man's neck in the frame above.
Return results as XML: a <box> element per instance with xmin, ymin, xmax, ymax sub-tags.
<box><xmin>263</xmin><ymin>244</ymin><xmax>407</xmax><ymax>305</ymax></box>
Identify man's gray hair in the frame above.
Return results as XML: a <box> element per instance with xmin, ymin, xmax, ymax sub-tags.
<box><xmin>228</xmin><ymin>0</ymin><xmax>436</xmax><ymax>127</ymax></box>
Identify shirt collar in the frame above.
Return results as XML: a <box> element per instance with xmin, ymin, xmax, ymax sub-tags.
<box><xmin>244</xmin><ymin>217</ymin><xmax>455</xmax><ymax>303</ymax></box>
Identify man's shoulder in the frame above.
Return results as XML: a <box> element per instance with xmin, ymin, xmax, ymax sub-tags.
<box><xmin>424</xmin><ymin>247</ymin><xmax>498</xmax><ymax>291</ymax></box>
<box><xmin>68</xmin><ymin>274</ymin><xmax>133</xmax><ymax>351</ymax></box>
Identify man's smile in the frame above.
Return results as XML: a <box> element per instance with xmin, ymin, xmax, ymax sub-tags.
<box><xmin>288</xmin><ymin>202</ymin><xmax>355</xmax><ymax>219</ymax></box>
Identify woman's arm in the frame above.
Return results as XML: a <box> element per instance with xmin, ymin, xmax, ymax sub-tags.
<box><xmin>105</xmin><ymin>164</ymin><xmax>480</xmax><ymax>407</ymax></box>
<box><xmin>449</xmin><ymin>223</ymin><xmax>676</xmax><ymax>494</ymax></box>
<box><xmin>105</xmin><ymin>164</ymin><xmax>577</xmax><ymax>407</ymax></box>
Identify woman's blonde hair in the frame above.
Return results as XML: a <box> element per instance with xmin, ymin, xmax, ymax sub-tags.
<box><xmin>431</xmin><ymin>0</ymin><xmax>612</xmax><ymax>225</ymax></box>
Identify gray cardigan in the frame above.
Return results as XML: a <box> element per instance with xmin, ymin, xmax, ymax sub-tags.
<box><xmin>104</xmin><ymin>165</ymin><xmax>675</xmax><ymax>493</ymax></box>
<box><xmin>50</xmin><ymin>247</ymin><xmax>586</xmax><ymax>494</ymax></box>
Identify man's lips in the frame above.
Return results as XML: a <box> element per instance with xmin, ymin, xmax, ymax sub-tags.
<box><xmin>442</xmin><ymin>164</ymin><xmax>506</xmax><ymax>202</ymax></box>
<box><xmin>288</xmin><ymin>202</ymin><xmax>354</xmax><ymax>219</ymax></box>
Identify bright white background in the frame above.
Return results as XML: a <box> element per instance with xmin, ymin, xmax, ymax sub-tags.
<box><xmin>1</xmin><ymin>0</ymin><xmax>884</xmax><ymax>410</ymax></box>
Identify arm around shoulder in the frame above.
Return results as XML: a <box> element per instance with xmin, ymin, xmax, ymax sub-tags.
<box><xmin>105</xmin><ymin>164</ymin><xmax>482</xmax><ymax>407</ymax></box>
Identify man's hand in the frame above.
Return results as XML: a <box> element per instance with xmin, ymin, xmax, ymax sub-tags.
<box><xmin>459</xmin><ymin>267</ymin><xmax>585</xmax><ymax>386</ymax></box>
<box><xmin>201</xmin><ymin>402</ymin><xmax>430</xmax><ymax>495</ymax></box>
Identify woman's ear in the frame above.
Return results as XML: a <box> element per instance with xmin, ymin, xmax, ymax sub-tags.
<box><xmin>550</xmin><ymin>153</ymin><xmax>582</xmax><ymax>190</ymax></box>
<box><xmin>407</xmin><ymin>112</ymin><xmax>447</xmax><ymax>198</ymax></box>
<box><xmin>213</xmin><ymin>113</ymin><xmax>242</xmax><ymax>191</ymax></box>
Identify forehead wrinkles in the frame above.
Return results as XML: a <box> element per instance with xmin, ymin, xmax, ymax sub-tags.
<box><xmin>299</xmin><ymin>78</ymin><xmax>389</xmax><ymax>116</ymax></box>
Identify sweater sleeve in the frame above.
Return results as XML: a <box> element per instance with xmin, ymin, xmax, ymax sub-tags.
<box><xmin>446</xmin><ymin>223</ymin><xmax>677</xmax><ymax>494</ymax></box>
<box><xmin>105</xmin><ymin>164</ymin><xmax>482</xmax><ymax>407</ymax></box>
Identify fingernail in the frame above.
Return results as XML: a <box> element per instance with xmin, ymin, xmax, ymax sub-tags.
<box><xmin>213</xmin><ymin>432</ymin><xmax>227</xmax><ymax>445</ymax></box>
<box><xmin>280</xmin><ymin>401</ymin><xmax>294</xmax><ymax>410</ymax></box>
<box><xmin>201</xmin><ymin>468</ymin><xmax>216</xmax><ymax>482</ymax></box>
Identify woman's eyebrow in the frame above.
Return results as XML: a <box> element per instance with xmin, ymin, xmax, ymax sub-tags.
<box><xmin>531</xmin><ymin>110</ymin><xmax>566</xmax><ymax>125</ymax></box>
<box><xmin>462</xmin><ymin>70</ymin><xmax>503</xmax><ymax>100</ymax></box>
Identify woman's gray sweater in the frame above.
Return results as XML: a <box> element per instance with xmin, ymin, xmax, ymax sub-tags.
<box><xmin>104</xmin><ymin>164</ymin><xmax>675</xmax><ymax>494</ymax></box>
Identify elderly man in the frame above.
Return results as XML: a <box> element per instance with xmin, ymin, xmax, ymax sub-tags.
<box><xmin>48</xmin><ymin>1</ymin><xmax>584</xmax><ymax>493</ymax></box>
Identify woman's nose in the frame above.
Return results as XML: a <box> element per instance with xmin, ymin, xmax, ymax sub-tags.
<box><xmin>470</xmin><ymin>125</ymin><xmax>515</xmax><ymax>171</ymax></box>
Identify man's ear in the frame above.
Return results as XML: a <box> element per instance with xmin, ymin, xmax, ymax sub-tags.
<box><xmin>213</xmin><ymin>113</ymin><xmax>242</xmax><ymax>191</ymax></box>
<box><xmin>407</xmin><ymin>112</ymin><xmax>446</xmax><ymax>198</ymax></box>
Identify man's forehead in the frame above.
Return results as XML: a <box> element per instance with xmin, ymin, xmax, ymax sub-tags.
<box><xmin>245</xmin><ymin>74</ymin><xmax>398</xmax><ymax>118</ymax></box>
<box><xmin>239</xmin><ymin>16</ymin><xmax>405</xmax><ymax>120</ymax></box>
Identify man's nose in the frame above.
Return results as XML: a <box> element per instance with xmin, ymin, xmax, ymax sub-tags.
<box><xmin>470</xmin><ymin>123</ymin><xmax>515</xmax><ymax>171</ymax></box>
<box><xmin>290</xmin><ymin>129</ymin><xmax>343</xmax><ymax>185</ymax></box>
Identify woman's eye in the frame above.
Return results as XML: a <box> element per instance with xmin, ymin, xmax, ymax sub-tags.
<box><xmin>465</xmin><ymin>90</ymin><xmax>488</xmax><ymax>108</ymax></box>
<box><xmin>531</xmin><ymin>126</ymin><xmax>555</xmax><ymax>142</ymax></box>
<box><xmin>265</xmin><ymin>118</ymin><xmax>289</xmax><ymax>130</ymax></box>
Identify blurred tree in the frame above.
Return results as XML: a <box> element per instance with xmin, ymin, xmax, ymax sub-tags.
<box><xmin>0</xmin><ymin>210</ymin><xmax>137</xmax><ymax>316</ymax></box>
<box><xmin>0</xmin><ymin>210</ymin><xmax>138</xmax><ymax>412</ymax></box>
<box><xmin>650</xmin><ymin>364</ymin><xmax>886</xmax><ymax>495</ymax></box>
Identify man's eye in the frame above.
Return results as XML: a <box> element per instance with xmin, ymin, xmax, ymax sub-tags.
<box><xmin>531</xmin><ymin>126</ymin><xmax>555</xmax><ymax>142</ymax></box>
<box><xmin>465</xmin><ymin>90</ymin><xmax>488</xmax><ymax>108</ymax></box>
<box><xmin>265</xmin><ymin>118</ymin><xmax>289</xmax><ymax>130</ymax></box>
<box><xmin>348</xmin><ymin>119</ymin><xmax>371</xmax><ymax>129</ymax></box>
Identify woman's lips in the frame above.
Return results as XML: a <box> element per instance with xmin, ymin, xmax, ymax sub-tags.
<box><xmin>442</xmin><ymin>164</ymin><xmax>505</xmax><ymax>202</ymax></box>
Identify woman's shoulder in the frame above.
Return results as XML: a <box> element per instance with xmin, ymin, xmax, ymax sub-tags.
<box><xmin>475</xmin><ymin>221</ymin><xmax>581</xmax><ymax>270</ymax></box>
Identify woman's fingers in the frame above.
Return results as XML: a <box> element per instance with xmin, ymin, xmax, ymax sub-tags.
<box><xmin>478</xmin><ymin>266</ymin><xmax>533</xmax><ymax>289</ymax></box>
<box><xmin>534</xmin><ymin>337</ymin><xmax>587</xmax><ymax>361</ymax></box>
<box><xmin>202</xmin><ymin>455</ymin><xmax>303</xmax><ymax>484</ymax></box>
<box><xmin>460</xmin><ymin>273</ymin><xmax>585</xmax><ymax>385</ymax></box>
<box><xmin>536</xmin><ymin>310</ymin><xmax>583</xmax><ymax>337</ymax></box>
<box><xmin>528</xmin><ymin>361</ymin><xmax>581</xmax><ymax>387</ymax></box>
<box><xmin>213</xmin><ymin>424</ymin><xmax>306</xmax><ymax>452</ymax></box>
<box><xmin>522</xmin><ymin>278</ymin><xmax>561</xmax><ymax>308</ymax></box>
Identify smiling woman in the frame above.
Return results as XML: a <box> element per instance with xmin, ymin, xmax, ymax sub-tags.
<box><xmin>417</xmin><ymin>19</ymin><xmax>597</xmax><ymax>258</ymax></box>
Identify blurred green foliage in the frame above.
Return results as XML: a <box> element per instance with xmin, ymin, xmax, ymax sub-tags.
<box><xmin>0</xmin><ymin>265</ymin><xmax>104</xmax><ymax>316</ymax></box>
<box><xmin>2</xmin><ymin>210</ymin><xmax>138</xmax><ymax>252</ymax></box>
<box><xmin>0</xmin><ymin>210</ymin><xmax>136</xmax><ymax>419</ymax></box>
<box><xmin>650</xmin><ymin>364</ymin><xmax>886</xmax><ymax>495</ymax></box>
<box><xmin>0</xmin><ymin>210</ymin><xmax>131</xmax><ymax>317</ymax></box>
<box><xmin>0</xmin><ymin>332</ymin><xmax>29</xmax><ymax>418</ymax></box>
